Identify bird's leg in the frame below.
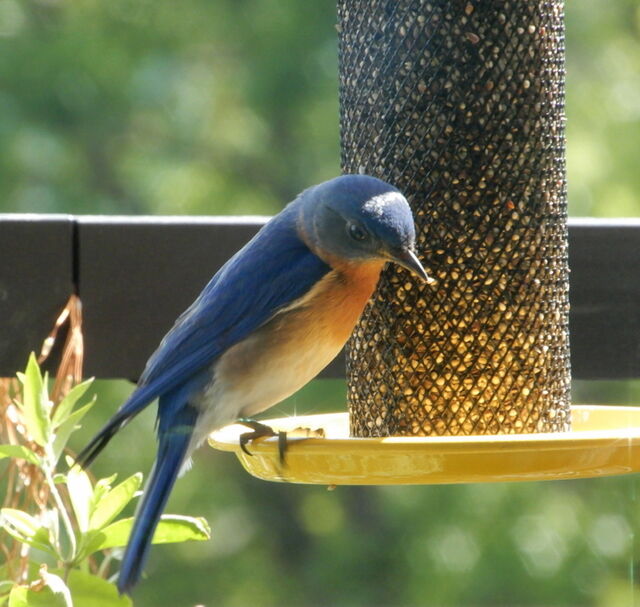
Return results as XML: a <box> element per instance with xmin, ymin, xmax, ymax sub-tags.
<box><xmin>237</xmin><ymin>418</ymin><xmax>288</xmax><ymax>464</ymax></box>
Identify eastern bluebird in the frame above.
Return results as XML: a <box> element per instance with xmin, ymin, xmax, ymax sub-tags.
<box><xmin>77</xmin><ymin>174</ymin><xmax>430</xmax><ymax>594</ymax></box>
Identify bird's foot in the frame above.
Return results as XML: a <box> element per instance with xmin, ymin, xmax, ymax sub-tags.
<box><xmin>237</xmin><ymin>420</ymin><xmax>326</xmax><ymax>466</ymax></box>
<box><xmin>237</xmin><ymin>419</ymin><xmax>288</xmax><ymax>464</ymax></box>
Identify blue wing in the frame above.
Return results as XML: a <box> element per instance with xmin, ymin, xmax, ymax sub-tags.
<box><xmin>140</xmin><ymin>207</ymin><xmax>330</xmax><ymax>390</ymax></box>
<box><xmin>76</xmin><ymin>206</ymin><xmax>330</xmax><ymax>467</ymax></box>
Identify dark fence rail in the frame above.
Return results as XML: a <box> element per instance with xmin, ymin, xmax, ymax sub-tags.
<box><xmin>1</xmin><ymin>215</ymin><xmax>639</xmax><ymax>380</ymax></box>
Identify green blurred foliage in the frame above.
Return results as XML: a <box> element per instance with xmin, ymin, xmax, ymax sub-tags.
<box><xmin>565</xmin><ymin>0</ymin><xmax>640</xmax><ymax>217</ymax></box>
<box><xmin>1</xmin><ymin>1</ymin><xmax>639</xmax><ymax>219</ymax></box>
<box><xmin>0</xmin><ymin>0</ymin><xmax>339</xmax><ymax>215</ymax></box>
<box><xmin>2</xmin><ymin>0</ymin><xmax>640</xmax><ymax>606</ymax></box>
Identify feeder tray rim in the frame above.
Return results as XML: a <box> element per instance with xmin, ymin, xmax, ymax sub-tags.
<box><xmin>209</xmin><ymin>405</ymin><xmax>640</xmax><ymax>486</ymax></box>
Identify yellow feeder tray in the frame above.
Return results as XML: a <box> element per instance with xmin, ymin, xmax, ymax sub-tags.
<box><xmin>209</xmin><ymin>405</ymin><xmax>640</xmax><ymax>485</ymax></box>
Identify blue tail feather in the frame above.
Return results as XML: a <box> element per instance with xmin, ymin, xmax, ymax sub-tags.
<box><xmin>75</xmin><ymin>383</ymin><xmax>162</xmax><ymax>469</ymax></box>
<box><xmin>117</xmin><ymin>404</ymin><xmax>198</xmax><ymax>595</ymax></box>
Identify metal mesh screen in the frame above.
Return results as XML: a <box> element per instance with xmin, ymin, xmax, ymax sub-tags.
<box><xmin>339</xmin><ymin>0</ymin><xmax>571</xmax><ymax>437</ymax></box>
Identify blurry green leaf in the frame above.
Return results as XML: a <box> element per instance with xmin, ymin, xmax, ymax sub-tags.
<box><xmin>0</xmin><ymin>445</ymin><xmax>40</xmax><ymax>466</ymax></box>
<box><xmin>8</xmin><ymin>584</ymin><xmax>67</xmax><ymax>607</ymax></box>
<box><xmin>90</xmin><ymin>473</ymin><xmax>118</xmax><ymax>510</ymax></box>
<box><xmin>0</xmin><ymin>580</ymin><xmax>14</xmax><ymax>604</ymax></box>
<box><xmin>51</xmin><ymin>379</ymin><xmax>94</xmax><ymax>428</ymax></box>
<box><xmin>95</xmin><ymin>474</ymin><xmax>118</xmax><ymax>492</ymax></box>
<box><xmin>51</xmin><ymin>400</ymin><xmax>95</xmax><ymax>464</ymax></box>
<box><xmin>83</xmin><ymin>515</ymin><xmax>210</xmax><ymax>555</ymax></box>
<box><xmin>66</xmin><ymin>464</ymin><xmax>93</xmax><ymax>533</ymax></box>
<box><xmin>0</xmin><ymin>509</ymin><xmax>57</xmax><ymax>558</ymax></box>
<box><xmin>150</xmin><ymin>515</ymin><xmax>210</xmax><ymax>544</ymax></box>
<box><xmin>37</xmin><ymin>569</ymin><xmax>71</xmax><ymax>607</ymax></box>
<box><xmin>16</xmin><ymin>355</ymin><xmax>50</xmax><ymax>447</ymax></box>
<box><xmin>64</xmin><ymin>570</ymin><xmax>131</xmax><ymax>607</ymax></box>
<box><xmin>41</xmin><ymin>510</ymin><xmax>59</xmax><ymax>554</ymax></box>
<box><xmin>89</xmin><ymin>473</ymin><xmax>142</xmax><ymax>531</ymax></box>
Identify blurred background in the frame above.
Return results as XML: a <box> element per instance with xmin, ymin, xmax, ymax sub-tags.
<box><xmin>1</xmin><ymin>0</ymin><xmax>640</xmax><ymax>605</ymax></box>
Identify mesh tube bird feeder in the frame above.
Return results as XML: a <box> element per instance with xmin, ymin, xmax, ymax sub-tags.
<box><xmin>339</xmin><ymin>0</ymin><xmax>572</xmax><ymax>437</ymax></box>
<box><xmin>211</xmin><ymin>0</ymin><xmax>640</xmax><ymax>485</ymax></box>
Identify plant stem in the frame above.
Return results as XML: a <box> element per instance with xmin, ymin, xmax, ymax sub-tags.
<box><xmin>43</xmin><ymin>449</ymin><xmax>76</xmax><ymax>563</ymax></box>
<box><xmin>97</xmin><ymin>550</ymin><xmax>114</xmax><ymax>579</ymax></box>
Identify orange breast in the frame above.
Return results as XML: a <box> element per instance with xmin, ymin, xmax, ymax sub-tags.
<box><xmin>215</xmin><ymin>260</ymin><xmax>384</xmax><ymax>417</ymax></box>
<box><xmin>299</xmin><ymin>259</ymin><xmax>384</xmax><ymax>345</ymax></box>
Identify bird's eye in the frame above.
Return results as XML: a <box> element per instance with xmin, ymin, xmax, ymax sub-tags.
<box><xmin>348</xmin><ymin>223</ymin><xmax>368</xmax><ymax>242</ymax></box>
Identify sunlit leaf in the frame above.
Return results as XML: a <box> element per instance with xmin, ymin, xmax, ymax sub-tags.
<box><xmin>0</xmin><ymin>445</ymin><xmax>40</xmax><ymax>466</ymax></box>
<box><xmin>51</xmin><ymin>379</ymin><xmax>94</xmax><ymax>428</ymax></box>
<box><xmin>0</xmin><ymin>580</ymin><xmax>14</xmax><ymax>603</ymax></box>
<box><xmin>16</xmin><ymin>355</ymin><xmax>51</xmax><ymax>448</ymax></box>
<box><xmin>51</xmin><ymin>400</ymin><xmax>95</xmax><ymax>464</ymax></box>
<box><xmin>0</xmin><ymin>509</ymin><xmax>57</xmax><ymax>558</ymax></box>
<box><xmin>89</xmin><ymin>473</ymin><xmax>142</xmax><ymax>531</ymax></box>
<box><xmin>66</xmin><ymin>465</ymin><xmax>93</xmax><ymax>533</ymax></box>
<box><xmin>64</xmin><ymin>570</ymin><xmax>131</xmax><ymax>607</ymax></box>
<box><xmin>82</xmin><ymin>515</ymin><xmax>210</xmax><ymax>556</ymax></box>
<box><xmin>38</xmin><ymin>568</ymin><xmax>71</xmax><ymax>607</ymax></box>
<box><xmin>95</xmin><ymin>474</ymin><xmax>118</xmax><ymax>492</ymax></box>
<box><xmin>41</xmin><ymin>510</ymin><xmax>59</xmax><ymax>552</ymax></box>
<box><xmin>8</xmin><ymin>584</ymin><xmax>67</xmax><ymax>607</ymax></box>
<box><xmin>149</xmin><ymin>515</ymin><xmax>210</xmax><ymax>544</ymax></box>
<box><xmin>90</xmin><ymin>474</ymin><xmax>118</xmax><ymax>510</ymax></box>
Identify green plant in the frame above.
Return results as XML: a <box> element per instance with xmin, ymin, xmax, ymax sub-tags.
<box><xmin>0</xmin><ymin>354</ymin><xmax>210</xmax><ymax>606</ymax></box>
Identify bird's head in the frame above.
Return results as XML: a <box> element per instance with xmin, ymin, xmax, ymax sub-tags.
<box><xmin>298</xmin><ymin>174</ymin><xmax>433</xmax><ymax>283</ymax></box>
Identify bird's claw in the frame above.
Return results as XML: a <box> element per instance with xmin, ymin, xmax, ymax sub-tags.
<box><xmin>237</xmin><ymin>419</ymin><xmax>288</xmax><ymax>464</ymax></box>
<box><xmin>236</xmin><ymin>420</ymin><xmax>325</xmax><ymax>466</ymax></box>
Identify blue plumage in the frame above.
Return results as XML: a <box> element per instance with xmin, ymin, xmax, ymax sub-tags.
<box><xmin>140</xmin><ymin>206</ymin><xmax>331</xmax><ymax>395</ymax></box>
<box><xmin>77</xmin><ymin>207</ymin><xmax>330</xmax><ymax>469</ymax></box>
<box><xmin>76</xmin><ymin>174</ymin><xmax>429</xmax><ymax>594</ymax></box>
<box><xmin>118</xmin><ymin>402</ymin><xmax>198</xmax><ymax>594</ymax></box>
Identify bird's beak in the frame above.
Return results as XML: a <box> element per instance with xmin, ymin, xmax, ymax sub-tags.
<box><xmin>389</xmin><ymin>248</ymin><xmax>435</xmax><ymax>284</ymax></box>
